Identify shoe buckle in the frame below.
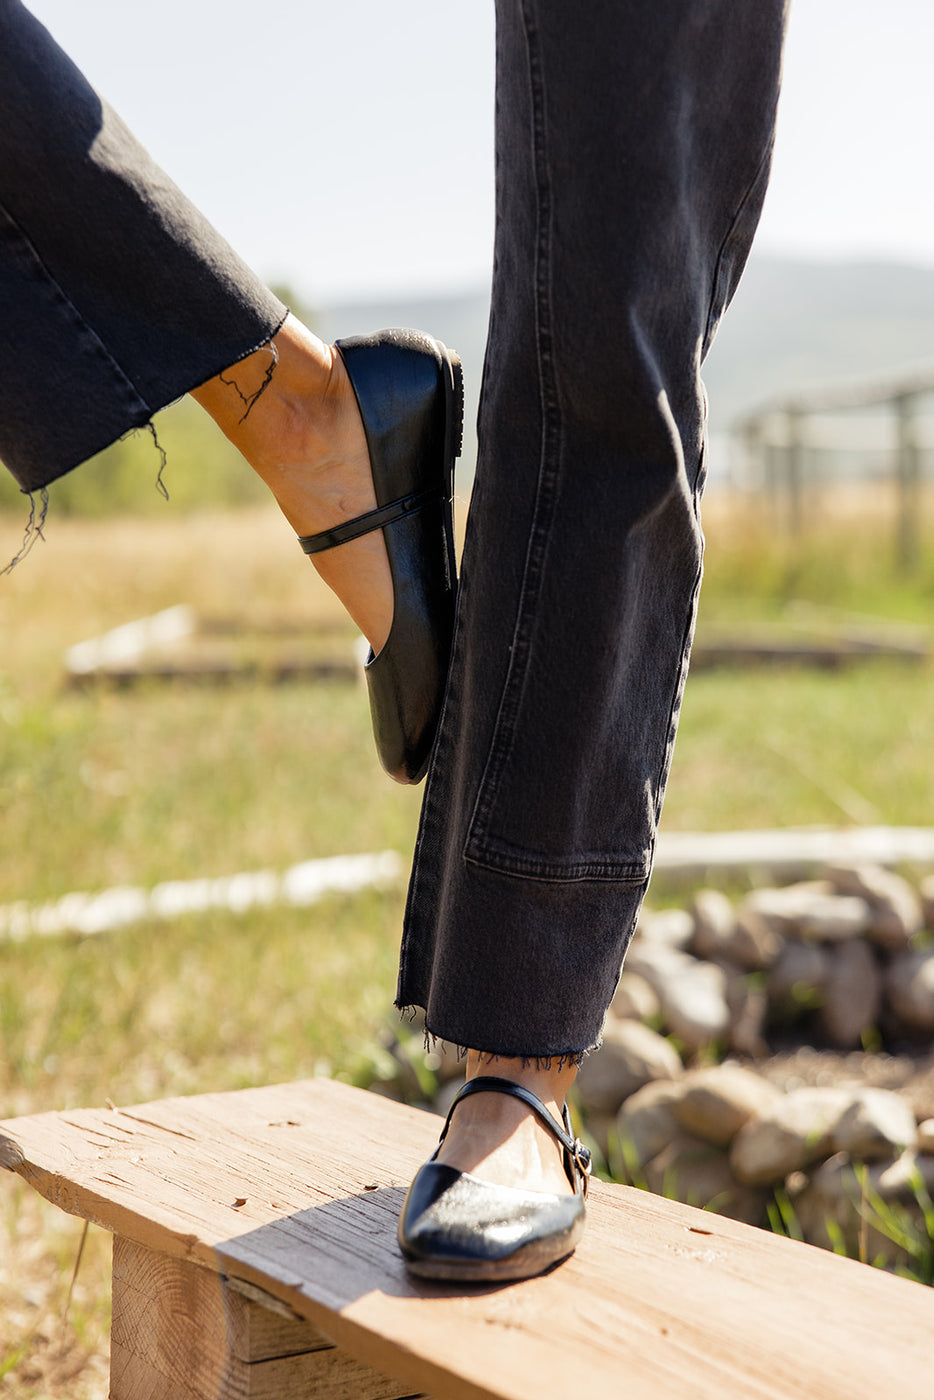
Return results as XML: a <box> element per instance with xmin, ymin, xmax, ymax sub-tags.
<box><xmin>572</xmin><ymin>1137</ymin><xmax>592</xmax><ymax>1193</ymax></box>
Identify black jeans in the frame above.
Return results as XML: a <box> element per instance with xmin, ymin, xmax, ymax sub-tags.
<box><xmin>0</xmin><ymin>0</ymin><xmax>285</xmax><ymax>486</ymax></box>
<box><xmin>0</xmin><ymin>0</ymin><xmax>788</xmax><ymax>1059</ymax></box>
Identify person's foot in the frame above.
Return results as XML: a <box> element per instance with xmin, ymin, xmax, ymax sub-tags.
<box><xmin>433</xmin><ymin>1052</ymin><xmax>579</xmax><ymax>1196</ymax></box>
<box><xmin>190</xmin><ymin>314</ymin><xmax>394</xmax><ymax>653</ymax></box>
<box><xmin>398</xmin><ymin>1055</ymin><xmax>588</xmax><ymax>1280</ymax></box>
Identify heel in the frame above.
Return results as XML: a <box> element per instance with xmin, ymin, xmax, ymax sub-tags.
<box><xmin>437</xmin><ymin>342</ymin><xmax>463</xmax><ymax>595</ymax></box>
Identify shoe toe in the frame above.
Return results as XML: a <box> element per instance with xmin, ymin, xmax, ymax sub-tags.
<box><xmin>398</xmin><ymin>1162</ymin><xmax>585</xmax><ymax>1282</ymax></box>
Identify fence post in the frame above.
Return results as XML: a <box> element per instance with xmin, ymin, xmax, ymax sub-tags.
<box><xmin>894</xmin><ymin>392</ymin><xmax>921</xmax><ymax>571</ymax></box>
<box><xmin>785</xmin><ymin>407</ymin><xmax>805</xmax><ymax>535</ymax></box>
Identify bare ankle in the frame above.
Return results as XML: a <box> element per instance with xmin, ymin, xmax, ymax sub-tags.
<box><xmin>190</xmin><ymin>314</ymin><xmax>343</xmax><ymax>481</ymax></box>
<box><xmin>465</xmin><ymin>1051</ymin><xmax>579</xmax><ymax>1113</ymax></box>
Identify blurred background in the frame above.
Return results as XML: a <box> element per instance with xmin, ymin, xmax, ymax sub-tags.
<box><xmin>2</xmin><ymin>4</ymin><xmax>934</xmax><ymax>1389</ymax></box>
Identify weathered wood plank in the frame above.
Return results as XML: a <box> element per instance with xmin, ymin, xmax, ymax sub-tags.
<box><xmin>110</xmin><ymin>1338</ymin><xmax>423</xmax><ymax>1400</ymax></box>
<box><xmin>3</xmin><ymin>1079</ymin><xmax>932</xmax><ymax>1400</ymax></box>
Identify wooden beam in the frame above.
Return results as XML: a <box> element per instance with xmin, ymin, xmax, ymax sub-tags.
<box><xmin>110</xmin><ymin>1236</ymin><xmax>422</xmax><ymax>1400</ymax></box>
<box><xmin>894</xmin><ymin>392</ymin><xmax>923</xmax><ymax>571</ymax></box>
<box><xmin>734</xmin><ymin>371</ymin><xmax>934</xmax><ymax>427</ymax></box>
<box><xmin>785</xmin><ymin>407</ymin><xmax>805</xmax><ymax>535</ymax></box>
<box><xmin>2</xmin><ymin>1079</ymin><xmax>933</xmax><ymax>1400</ymax></box>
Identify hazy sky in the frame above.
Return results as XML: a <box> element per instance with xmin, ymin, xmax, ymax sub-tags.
<box><xmin>22</xmin><ymin>1</ymin><xmax>934</xmax><ymax>302</ymax></box>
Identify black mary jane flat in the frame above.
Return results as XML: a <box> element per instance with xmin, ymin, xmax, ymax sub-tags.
<box><xmin>398</xmin><ymin>1075</ymin><xmax>591</xmax><ymax>1283</ymax></box>
<box><xmin>298</xmin><ymin>328</ymin><xmax>462</xmax><ymax>784</ymax></box>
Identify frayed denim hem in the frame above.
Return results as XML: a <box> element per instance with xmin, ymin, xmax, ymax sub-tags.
<box><xmin>395</xmin><ymin>1003</ymin><xmax>596</xmax><ymax>1072</ymax></box>
<box><xmin>1</xmin><ymin>317</ymin><xmax>286</xmax><ymax>575</ymax></box>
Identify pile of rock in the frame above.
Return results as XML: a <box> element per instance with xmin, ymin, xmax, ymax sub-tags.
<box><xmin>606</xmin><ymin>863</ymin><xmax>934</xmax><ymax>1058</ymax></box>
<box><xmin>599</xmin><ymin>1063</ymin><xmax>934</xmax><ymax>1267</ymax></box>
<box><xmin>572</xmin><ymin>862</ymin><xmax>934</xmax><ymax>1267</ymax></box>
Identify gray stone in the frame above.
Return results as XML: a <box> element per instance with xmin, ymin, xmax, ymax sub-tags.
<box><xmin>721</xmin><ymin>962</ymin><xmax>770</xmax><ymax>1058</ymax></box>
<box><xmin>794</xmin><ymin>1154</ymin><xmax>892</xmax><ymax>1262</ymax></box>
<box><xmin>692</xmin><ymin>888</ymin><xmax>779</xmax><ymax>969</ymax></box>
<box><xmin>644</xmin><ymin>1132</ymin><xmax>767</xmax><ymax>1225</ymax></box>
<box><xmin>766</xmin><ymin>941</ymin><xmax>831</xmax><ymax>1021</ymax></box>
<box><xmin>742</xmin><ymin>882</ymin><xmax>871</xmax><ymax>943</ymax></box>
<box><xmin>616</xmin><ymin>1079</ymin><xmax>685</xmax><ymax>1166</ymax></box>
<box><xmin>885</xmin><ymin>950</ymin><xmax>934</xmax><ymax>1032</ymax></box>
<box><xmin>632</xmin><ymin>907</ymin><xmax>696</xmax><ymax>951</ymax></box>
<box><xmin>920</xmin><ymin>874</ymin><xmax>934</xmax><ymax>934</ymax></box>
<box><xmin>576</xmin><ymin>1019</ymin><xmax>682</xmax><ymax>1116</ymax></box>
<box><xmin>660</xmin><ymin>959</ymin><xmax>732</xmax><ymax>1051</ymax></box>
<box><xmin>740</xmin><ymin>881</ymin><xmax>832</xmax><ymax>937</ymax></box>
<box><xmin>624</xmin><ymin>941</ymin><xmax>696</xmax><ymax>988</ymax></box>
<box><xmin>727</xmin><ymin>909</ymin><xmax>783</xmax><ymax>969</ymax></box>
<box><xmin>916</xmin><ymin>1119</ymin><xmax>934</xmax><ymax>1154</ymax></box>
<box><xmin>831</xmin><ymin>1088</ymin><xmax>916</xmax><ymax>1160</ymax></box>
<box><xmin>816</xmin><ymin>939</ymin><xmax>881</xmax><ymax>1050</ymax></box>
<box><xmin>874</xmin><ymin>1149</ymin><xmax>934</xmax><ymax>1199</ymax></box>
<box><xmin>825</xmin><ymin>863</ymin><xmax>923</xmax><ymax>953</ymax></box>
<box><xmin>730</xmin><ymin>1087</ymin><xmax>852</xmax><ymax>1185</ymax></box>
<box><xmin>689</xmin><ymin>889</ymin><xmax>737</xmax><ymax>957</ymax></box>
<box><xmin>672</xmin><ymin>1064</ymin><xmax>784</xmax><ymax>1147</ymax></box>
<box><xmin>610</xmin><ymin>970</ymin><xmax>661</xmax><ymax>1024</ymax></box>
<box><xmin>625</xmin><ymin>943</ymin><xmax>731</xmax><ymax>1049</ymax></box>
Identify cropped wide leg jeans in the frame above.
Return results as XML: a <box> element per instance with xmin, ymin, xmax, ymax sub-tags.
<box><xmin>0</xmin><ymin>0</ymin><xmax>788</xmax><ymax>1060</ymax></box>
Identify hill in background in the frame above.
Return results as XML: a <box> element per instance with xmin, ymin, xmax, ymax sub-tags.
<box><xmin>321</xmin><ymin>255</ymin><xmax>934</xmax><ymax>485</ymax></box>
<box><xmin>703</xmin><ymin>255</ymin><xmax>934</xmax><ymax>421</ymax></box>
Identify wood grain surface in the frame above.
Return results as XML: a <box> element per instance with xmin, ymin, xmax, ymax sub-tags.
<box><xmin>2</xmin><ymin>1078</ymin><xmax>932</xmax><ymax>1400</ymax></box>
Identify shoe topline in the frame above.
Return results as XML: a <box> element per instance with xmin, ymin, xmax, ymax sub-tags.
<box><xmin>398</xmin><ymin>1075</ymin><xmax>591</xmax><ymax>1283</ymax></box>
<box><xmin>298</xmin><ymin>328</ymin><xmax>463</xmax><ymax>784</ymax></box>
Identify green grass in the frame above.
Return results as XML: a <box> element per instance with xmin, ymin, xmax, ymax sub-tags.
<box><xmin>0</xmin><ymin>396</ymin><xmax>269</xmax><ymax>520</ymax></box>
<box><xmin>667</xmin><ymin>662</ymin><xmax>934</xmax><ymax>832</ymax></box>
<box><xmin>698</xmin><ymin>488</ymin><xmax>934</xmax><ymax>625</ymax></box>
<box><xmin>0</xmin><ymin>892</ymin><xmax>407</xmax><ymax>1115</ymax></box>
<box><xmin>0</xmin><ymin>509</ymin><xmax>422</xmax><ymax>1117</ymax></box>
<box><xmin>0</xmin><ymin>681</ymin><xmax>420</xmax><ymax>902</ymax></box>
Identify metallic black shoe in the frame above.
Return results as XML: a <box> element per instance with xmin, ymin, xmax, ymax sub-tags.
<box><xmin>398</xmin><ymin>1076</ymin><xmax>591</xmax><ymax>1283</ymax></box>
<box><xmin>298</xmin><ymin>329</ymin><xmax>463</xmax><ymax>784</ymax></box>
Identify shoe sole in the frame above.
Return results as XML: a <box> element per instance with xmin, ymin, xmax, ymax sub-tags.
<box><xmin>402</xmin><ymin>1244</ymin><xmax>577</xmax><ymax>1284</ymax></box>
<box><xmin>436</xmin><ymin>338</ymin><xmax>464</xmax><ymax>600</ymax></box>
<box><xmin>398</xmin><ymin>336</ymin><xmax>462</xmax><ymax>783</ymax></box>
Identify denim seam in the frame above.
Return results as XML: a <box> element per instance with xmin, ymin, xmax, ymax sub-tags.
<box><xmin>0</xmin><ymin>203</ymin><xmax>288</xmax><ymax>491</ymax></box>
<box><xmin>701</xmin><ymin>133</ymin><xmax>777</xmax><ymax>358</ymax></box>
<box><xmin>463</xmin><ymin>0</ymin><xmax>563</xmax><ymax>874</ymax></box>
<box><xmin>396</xmin><ymin>493</ymin><xmax>473</xmax><ymax>995</ymax></box>
<box><xmin>647</xmin><ymin>454</ymin><xmax>707</xmax><ymax>848</ymax></box>
<box><xmin>463</xmin><ymin>849</ymin><xmax>650</xmax><ymax>886</ymax></box>
<box><xmin>0</xmin><ymin>200</ymin><xmax>150</xmax><ymax>423</ymax></box>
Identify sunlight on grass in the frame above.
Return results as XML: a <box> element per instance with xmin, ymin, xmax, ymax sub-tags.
<box><xmin>0</xmin><ymin>891</ymin><xmax>406</xmax><ymax>1117</ymax></box>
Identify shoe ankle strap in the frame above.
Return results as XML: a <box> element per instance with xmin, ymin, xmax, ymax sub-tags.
<box><xmin>297</xmin><ymin>487</ymin><xmax>441</xmax><ymax>555</ymax></box>
<box><xmin>439</xmin><ymin>1074</ymin><xmax>592</xmax><ymax>1192</ymax></box>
